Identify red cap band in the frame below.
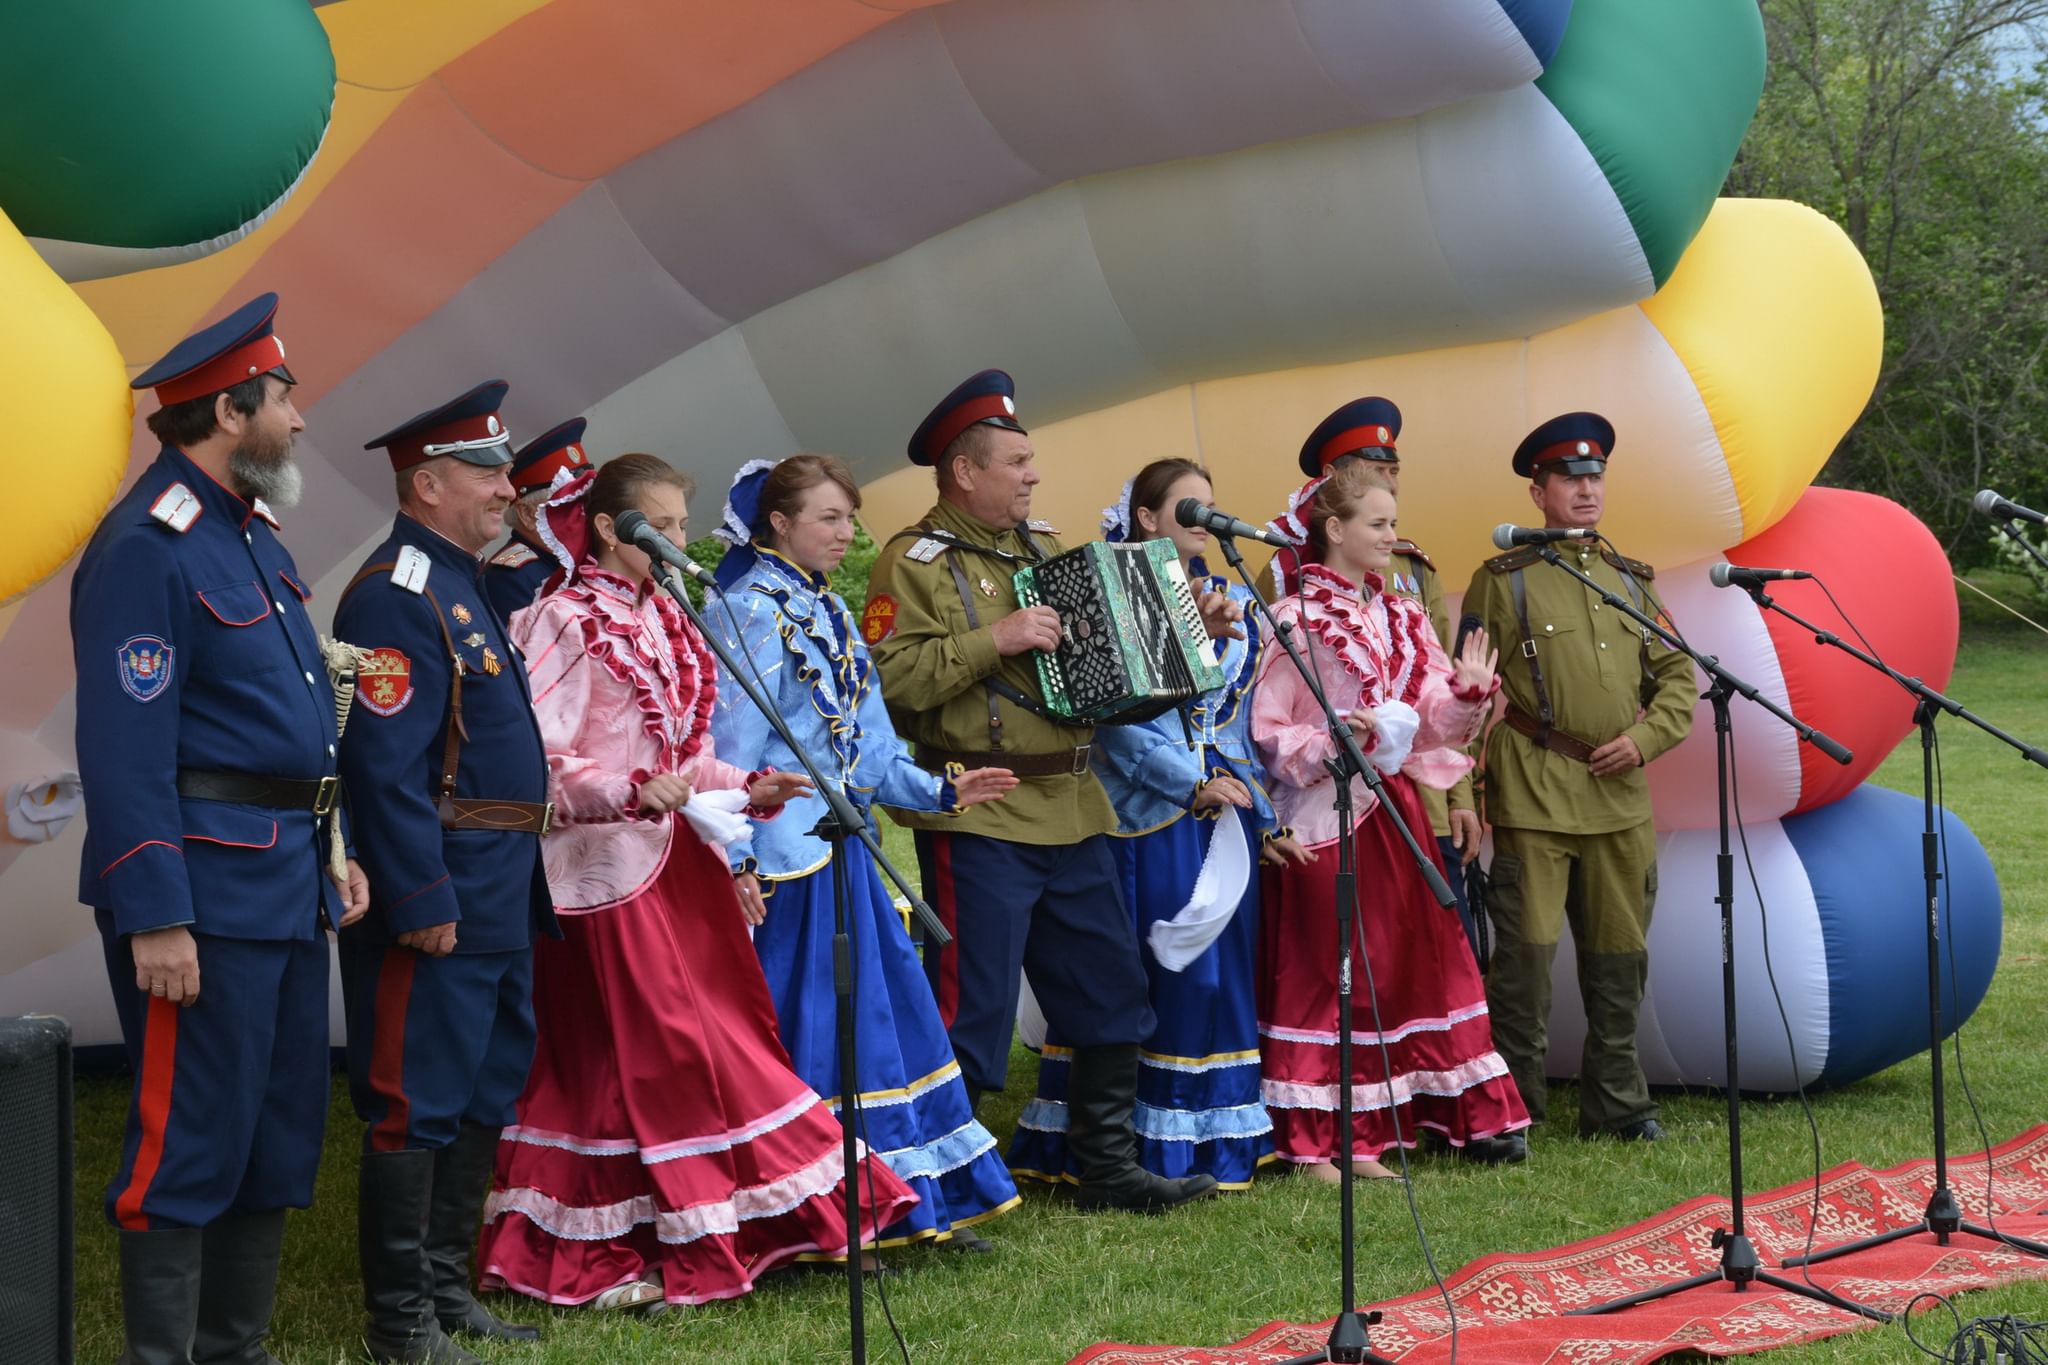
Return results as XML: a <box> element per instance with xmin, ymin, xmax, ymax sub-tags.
<box><xmin>926</xmin><ymin>394</ymin><xmax>1017</xmax><ymax>464</ymax></box>
<box><xmin>1317</xmin><ymin>423</ymin><xmax>1398</xmax><ymax>471</ymax></box>
<box><xmin>153</xmin><ymin>334</ymin><xmax>288</xmax><ymax>406</ymax></box>
<box><xmin>514</xmin><ymin>444</ymin><xmax>589</xmax><ymax>492</ymax></box>
<box><xmin>386</xmin><ymin>412</ymin><xmax>508</xmax><ymax>471</ymax></box>
<box><xmin>1530</xmin><ymin>438</ymin><xmax>1606</xmax><ymax>469</ymax></box>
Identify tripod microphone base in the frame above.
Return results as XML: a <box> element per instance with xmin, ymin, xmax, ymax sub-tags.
<box><xmin>1274</xmin><ymin>1310</ymin><xmax>1397</xmax><ymax>1365</ymax></box>
<box><xmin>1786</xmin><ymin>1186</ymin><xmax>2048</xmax><ymax>1266</ymax></box>
<box><xmin>1570</xmin><ymin>1230</ymin><xmax>1891</xmax><ymax>1324</ymax></box>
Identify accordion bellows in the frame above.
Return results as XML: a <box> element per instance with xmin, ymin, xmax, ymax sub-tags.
<box><xmin>1015</xmin><ymin>541</ymin><xmax>1224</xmax><ymax>723</ymax></box>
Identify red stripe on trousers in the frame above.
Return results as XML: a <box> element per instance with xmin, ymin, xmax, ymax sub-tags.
<box><xmin>114</xmin><ymin>996</ymin><xmax>180</xmax><ymax>1230</ymax></box>
<box><xmin>931</xmin><ymin>833</ymin><xmax>960</xmax><ymax>1028</ymax></box>
<box><xmin>368</xmin><ymin>949</ymin><xmax>418</xmax><ymax>1152</ymax></box>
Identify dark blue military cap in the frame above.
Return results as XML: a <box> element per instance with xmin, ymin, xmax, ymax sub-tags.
<box><xmin>364</xmin><ymin>381</ymin><xmax>514</xmax><ymax>471</ymax></box>
<box><xmin>907</xmin><ymin>368</ymin><xmax>1027</xmax><ymax>466</ymax></box>
<box><xmin>1512</xmin><ymin>412</ymin><xmax>1615</xmax><ymax>480</ymax></box>
<box><xmin>131</xmin><ymin>292</ymin><xmax>297</xmax><ymax>405</ymax></box>
<box><xmin>508</xmin><ymin>418</ymin><xmax>591</xmax><ymax>495</ymax></box>
<box><xmin>1299</xmin><ymin>396</ymin><xmax>1402</xmax><ymax>477</ymax></box>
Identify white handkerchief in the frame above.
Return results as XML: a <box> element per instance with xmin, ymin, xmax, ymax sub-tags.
<box><xmin>7</xmin><ymin>772</ymin><xmax>82</xmax><ymax>844</ymax></box>
<box><xmin>679</xmin><ymin>787</ymin><xmax>752</xmax><ymax>848</ymax></box>
<box><xmin>1147</xmin><ymin>806</ymin><xmax>1252</xmax><ymax>972</ymax></box>
<box><xmin>1368</xmin><ymin>700</ymin><xmax>1421</xmax><ymax>775</ymax></box>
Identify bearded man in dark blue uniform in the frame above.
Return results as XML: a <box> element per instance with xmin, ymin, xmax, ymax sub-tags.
<box><xmin>72</xmin><ymin>294</ymin><xmax>370</xmax><ymax>1365</ymax></box>
<box><xmin>335</xmin><ymin>382</ymin><xmax>556</xmax><ymax>1364</ymax></box>
<box><xmin>481</xmin><ymin>417</ymin><xmax>590</xmax><ymax>622</ymax></box>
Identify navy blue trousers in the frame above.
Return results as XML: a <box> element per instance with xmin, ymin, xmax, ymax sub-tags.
<box><xmin>915</xmin><ymin>830</ymin><xmax>1153</xmax><ymax>1093</ymax></box>
<box><xmin>339</xmin><ymin>934</ymin><xmax>535</xmax><ymax>1152</ymax></box>
<box><xmin>98</xmin><ymin>912</ymin><xmax>329</xmax><ymax>1229</ymax></box>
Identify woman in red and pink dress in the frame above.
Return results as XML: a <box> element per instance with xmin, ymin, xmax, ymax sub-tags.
<box><xmin>1252</xmin><ymin>462</ymin><xmax>1531</xmax><ymax>1180</ymax></box>
<box><xmin>475</xmin><ymin>454</ymin><xmax>917</xmax><ymax>1309</ymax></box>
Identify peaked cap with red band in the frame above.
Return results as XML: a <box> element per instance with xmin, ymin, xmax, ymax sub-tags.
<box><xmin>1512</xmin><ymin>411</ymin><xmax>1616</xmax><ymax>480</ymax></box>
<box><xmin>1298</xmin><ymin>395</ymin><xmax>1402</xmax><ymax>477</ymax></box>
<box><xmin>364</xmin><ymin>380</ymin><xmax>515</xmax><ymax>472</ymax></box>
<box><xmin>509</xmin><ymin>417</ymin><xmax>591</xmax><ymax>494</ymax></box>
<box><xmin>907</xmin><ymin>368</ymin><xmax>1027</xmax><ymax>466</ymax></box>
<box><xmin>131</xmin><ymin>292</ymin><xmax>297</xmax><ymax>407</ymax></box>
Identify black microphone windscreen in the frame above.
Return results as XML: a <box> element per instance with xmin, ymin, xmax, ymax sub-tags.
<box><xmin>1175</xmin><ymin>497</ymin><xmax>1205</xmax><ymax>529</ymax></box>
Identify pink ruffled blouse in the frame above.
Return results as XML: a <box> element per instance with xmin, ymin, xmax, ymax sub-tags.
<box><xmin>1251</xmin><ymin>563</ymin><xmax>1497</xmax><ymax>849</ymax></box>
<box><xmin>510</xmin><ymin>568</ymin><xmax>754</xmax><ymax>912</ymax></box>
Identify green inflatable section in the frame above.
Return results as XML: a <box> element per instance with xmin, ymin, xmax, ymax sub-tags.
<box><xmin>0</xmin><ymin>1</ymin><xmax>333</xmax><ymax>251</ymax></box>
<box><xmin>1537</xmin><ymin>0</ymin><xmax>1766</xmax><ymax>287</ymax></box>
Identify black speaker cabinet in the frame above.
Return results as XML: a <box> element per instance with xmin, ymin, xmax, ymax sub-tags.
<box><xmin>0</xmin><ymin>1015</ymin><xmax>73</xmax><ymax>1365</ymax></box>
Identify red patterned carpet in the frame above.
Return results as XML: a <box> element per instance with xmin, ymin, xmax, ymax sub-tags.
<box><xmin>1071</xmin><ymin>1126</ymin><xmax>2048</xmax><ymax>1364</ymax></box>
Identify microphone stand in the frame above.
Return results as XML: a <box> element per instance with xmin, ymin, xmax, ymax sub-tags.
<box><xmin>1521</xmin><ymin>546</ymin><xmax>1889</xmax><ymax>1325</ymax></box>
<box><xmin>651</xmin><ymin>560</ymin><xmax>947</xmax><ymax>1365</ymax></box>
<box><xmin>1988</xmin><ymin>519</ymin><xmax>2048</xmax><ymax>581</ymax></box>
<box><xmin>1738</xmin><ymin>586</ymin><xmax>2048</xmax><ymax>1267</ymax></box>
<box><xmin>1213</xmin><ymin>533</ymin><xmax>1453</xmax><ymax>1365</ymax></box>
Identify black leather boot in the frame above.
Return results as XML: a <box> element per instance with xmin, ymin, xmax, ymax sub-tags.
<box><xmin>1065</xmin><ymin>1044</ymin><xmax>1218</xmax><ymax>1214</ymax></box>
<box><xmin>192</xmin><ymin>1210</ymin><xmax>286</xmax><ymax>1364</ymax></box>
<box><xmin>359</xmin><ymin>1150</ymin><xmax>483</xmax><ymax>1365</ymax></box>
<box><xmin>117</xmin><ymin>1226</ymin><xmax>203</xmax><ymax>1365</ymax></box>
<box><xmin>426</xmin><ymin>1126</ymin><xmax>537</xmax><ymax>1343</ymax></box>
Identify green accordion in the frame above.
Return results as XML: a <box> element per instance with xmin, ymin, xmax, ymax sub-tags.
<box><xmin>1014</xmin><ymin>540</ymin><xmax>1225</xmax><ymax>723</ymax></box>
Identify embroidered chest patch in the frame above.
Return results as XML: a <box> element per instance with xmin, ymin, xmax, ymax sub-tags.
<box><xmin>357</xmin><ymin>648</ymin><xmax>415</xmax><ymax>717</ymax></box>
<box><xmin>861</xmin><ymin>595</ymin><xmax>897</xmax><ymax>644</ymax></box>
<box><xmin>116</xmin><ymin>635</ymin><xmax>174</xmax><ymax>702</ymax></box>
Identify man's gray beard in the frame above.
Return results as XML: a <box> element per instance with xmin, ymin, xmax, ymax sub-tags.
<box><xmin>229</xmin><ymin>447</ymin><xmax>304</xmax><ymax>510</ymax></box>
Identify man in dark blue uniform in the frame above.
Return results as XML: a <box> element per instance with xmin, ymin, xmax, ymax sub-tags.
<box><xmin>72</xmin><ymin>293</ymin><xmax>370</xmax><ymax>1365</ymax></box>
<box><xmin>481</xmin><ymin>417</ymin><xmax>591</xmax><ymax>621</ymax></box>
<box><xmin>335</xmin><ymin>382</ymin><xmax>556</xmax><ymax>1364</ymax></box>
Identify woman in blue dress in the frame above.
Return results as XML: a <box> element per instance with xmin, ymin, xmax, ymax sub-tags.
<box><xmin>1008</xmin><ymin>458</ymin><xmax>1310</xmax><ymax>1189</ymax></box>
<box><xmin>707</xmin><ymin>454</ymin><xmax>1023</xmax><ymax>1254</ymax></box>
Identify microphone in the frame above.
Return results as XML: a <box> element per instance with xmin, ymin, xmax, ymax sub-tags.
<box><xmin>614</xmin><ymin>509</ymin><xmax>720</xmax><ymax>591</ymax></box>
<box><xmin>1491</xmin><ymin>523</ymin><xmax>1598</xmax><ymax>549</ymax></box>
<box><xmin>1176</xmin><ymin>498</ymin><xmax>1292</xmax><ymax>548</ymax></box>
<box><xmin>1973</xmin><ymin>489</ymin><xmax>2047</xmax><ymax>525</ymax></box>
<box><xmin>1709</xmin><ymin>563</ymin><xmax>1813</xmax><ymax>588</ymax></box>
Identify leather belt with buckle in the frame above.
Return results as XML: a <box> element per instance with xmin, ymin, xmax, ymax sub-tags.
<box><xmin>178</xmin><ymin>769</ymin><xmax>344</xmax><ymax>816</ymax></box>
<box><xmin>438</xmin><ymin>796</ymin><xmax>555</xmax><ymax>836</ymax></box>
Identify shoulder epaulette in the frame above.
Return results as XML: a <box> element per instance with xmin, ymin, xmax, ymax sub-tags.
<box><xmin>149</xmin><ymin>484</ymin><xmax>202</xmax><ymax>534</ymax></box>
<box><xmin>1484</xmin><ymin>546</ymin><xmax>1543</xmax><ymax>573</ymax></box>
<box><xmin>1391</xmin><ymin>538</ymin><xmax>1435</xmax><ymax>573</ymax></box>
<box><xmin>390</xmin><ymin>546</ymin><xmax>430</xmax><ymax>594</ymax></box>
<box><xmin>490</xmin><ymin>542</ymin><xmax>539</xmax><ymax>569</ymax></box>
<box><xmin>1027</xmin><ymin>518</ymin><xmax>1060</xmax><ymax>535</ymax></box>
<box><xmin>249</xmin><ymin>498</ymin><xmax>281</xmax><ymax>531</ymax></box>
<box><xmin>1601</xmin><ymin>548</ymin><xmax>1655</xmax><ymax>581</ymax></box>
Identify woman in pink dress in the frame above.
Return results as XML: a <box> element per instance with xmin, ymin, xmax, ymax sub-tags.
<box><xmin>475</xmin><ymin>454</ymin><xmax>918</xmax><ymax>1309</ymax></box>
<box><xmin>1252</xmin><ymin>462</ymin><xmax>1531</xmax><ymax>1180</ymax></box>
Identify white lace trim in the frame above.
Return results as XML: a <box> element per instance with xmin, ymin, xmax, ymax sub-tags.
<box><xmin>714</xmin><ymin>459</ymin><xmax>778</xmax><ymax>547</ymax></box>
<box><xmin>1259</xmin><ymin>1000</ymin><xmax>1490</xmax><ymax>1047</ymax></box>
<box><xmin>502</xmin><ymin>1091</ymin><xmax>822</xmax><ymax>1162</ymax></box>
<box><xmin>1261</xmin><ymin>1053</ymin><xmax>1513</xmax><ymax>1113</ymax></box>
<box><xmin>1099</xmin><ymin>479</ymin><xmax>1134</xmax><ymax>542</ymax></box>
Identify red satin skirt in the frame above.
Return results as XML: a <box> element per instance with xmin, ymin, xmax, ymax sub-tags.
<box><xmin>1258</xmin><ymin>773</ymin><xmax>1529</xmax><ymax>1162</ymax></box>
<box><xmin>476</xmin><ymin>829</ymin><xmax>918</xmax><ymax>1306</ymax></box>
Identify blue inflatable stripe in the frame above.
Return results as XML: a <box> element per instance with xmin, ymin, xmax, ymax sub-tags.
<box><xmin>1782</xmin><ymin>784</ymin><xmax>2003</xmax><ymax>1089</ymax></box>
<box><xmin>1493</xmin><ymin>0</ymin><xmax>1575</xmax><ymax>68</ymax></box>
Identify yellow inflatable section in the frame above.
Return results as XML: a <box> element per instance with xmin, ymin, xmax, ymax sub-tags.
<box><xmin>861</xmin><ymin>197</ymin><xmax>1882</xmax><ymax>587</ymax></box>
<box><xmin>0</xmin><ymin>209</ymin><xmax>131</xmax><ymax>608</ymax></box>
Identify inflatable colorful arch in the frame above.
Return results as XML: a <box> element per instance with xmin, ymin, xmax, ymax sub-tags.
<box><xmin>0</xmin><ymin>0</ymin><xmax>1999</xmax><ymax>1088</ymax></box>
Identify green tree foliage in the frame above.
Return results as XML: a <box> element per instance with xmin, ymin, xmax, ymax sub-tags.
<box><xmin>1727</xmin><ymin>0</ymin><xmax>2048</xmax><ymax>563</ymax></box>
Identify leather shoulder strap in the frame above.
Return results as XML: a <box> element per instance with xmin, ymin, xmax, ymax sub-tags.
<box><xmin>341</xmin><ymin>561</ymin><xmax>467</xmax><ymax>803</ymax></box>
<box><xmin>1509</xmin><ymin>568</ymin><xmax>1554</xmax><ymax>742</ymax></box>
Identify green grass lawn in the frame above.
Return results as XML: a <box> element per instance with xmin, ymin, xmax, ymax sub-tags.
<box><xmin>70</xmin><ymin>618</ymin><xmax>2048</xmax><ymax>1363</ymax></box>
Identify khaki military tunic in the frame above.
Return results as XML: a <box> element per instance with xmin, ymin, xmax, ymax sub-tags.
<box><xmin>1461</xmin><ymin>543</ymin><xmax>1695</xmax><ymax>834</ymax></box>
<box><xmin>863</xmin><ymin>499</ymin><xmax>1116</xmax><ymax>846</ymax></box>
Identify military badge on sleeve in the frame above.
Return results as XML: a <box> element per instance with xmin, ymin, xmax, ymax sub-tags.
<box><xmin>357</xmin><ymin>648</ymin><xmax>415</xmax><ymax>717</ymax></box>
<box><xmin>861</xmin><ymin>595</ymin><xmax>897</xmax><ymax>645</ymax></box>
<box><xmin>116</xmin><ymin>635</ymin><xmax>174</xmax><ymax>702</ymax></box>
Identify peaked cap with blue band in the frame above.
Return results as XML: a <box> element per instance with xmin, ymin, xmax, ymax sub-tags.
<box><xmin>508</xmin><ymin>417</ymin><xmax>591</xmax><ymax>494</ymax></box>
<box><xmin>906</xmin><ymin>368</ymin><xmax>1026</xmax><ymax>466</ymax></box>
<box><xmin>131</xmin><ymin>292</ymin><xmax>297</xmax><ymax>406</ymax></box>
<box><xmin>1512</xmin><ymin>411</ymin><xmax>1616</xmax><ymax>480</ymax></box>
<box><xmin>364</xmin><ymin>380</ymin><xmax>514</xmax><ymax>472</ymax></box>
<box><xmin>1298</xmin><ymin>396</ymin><xmax>1402</xmax><ymax>477</ymax></box>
